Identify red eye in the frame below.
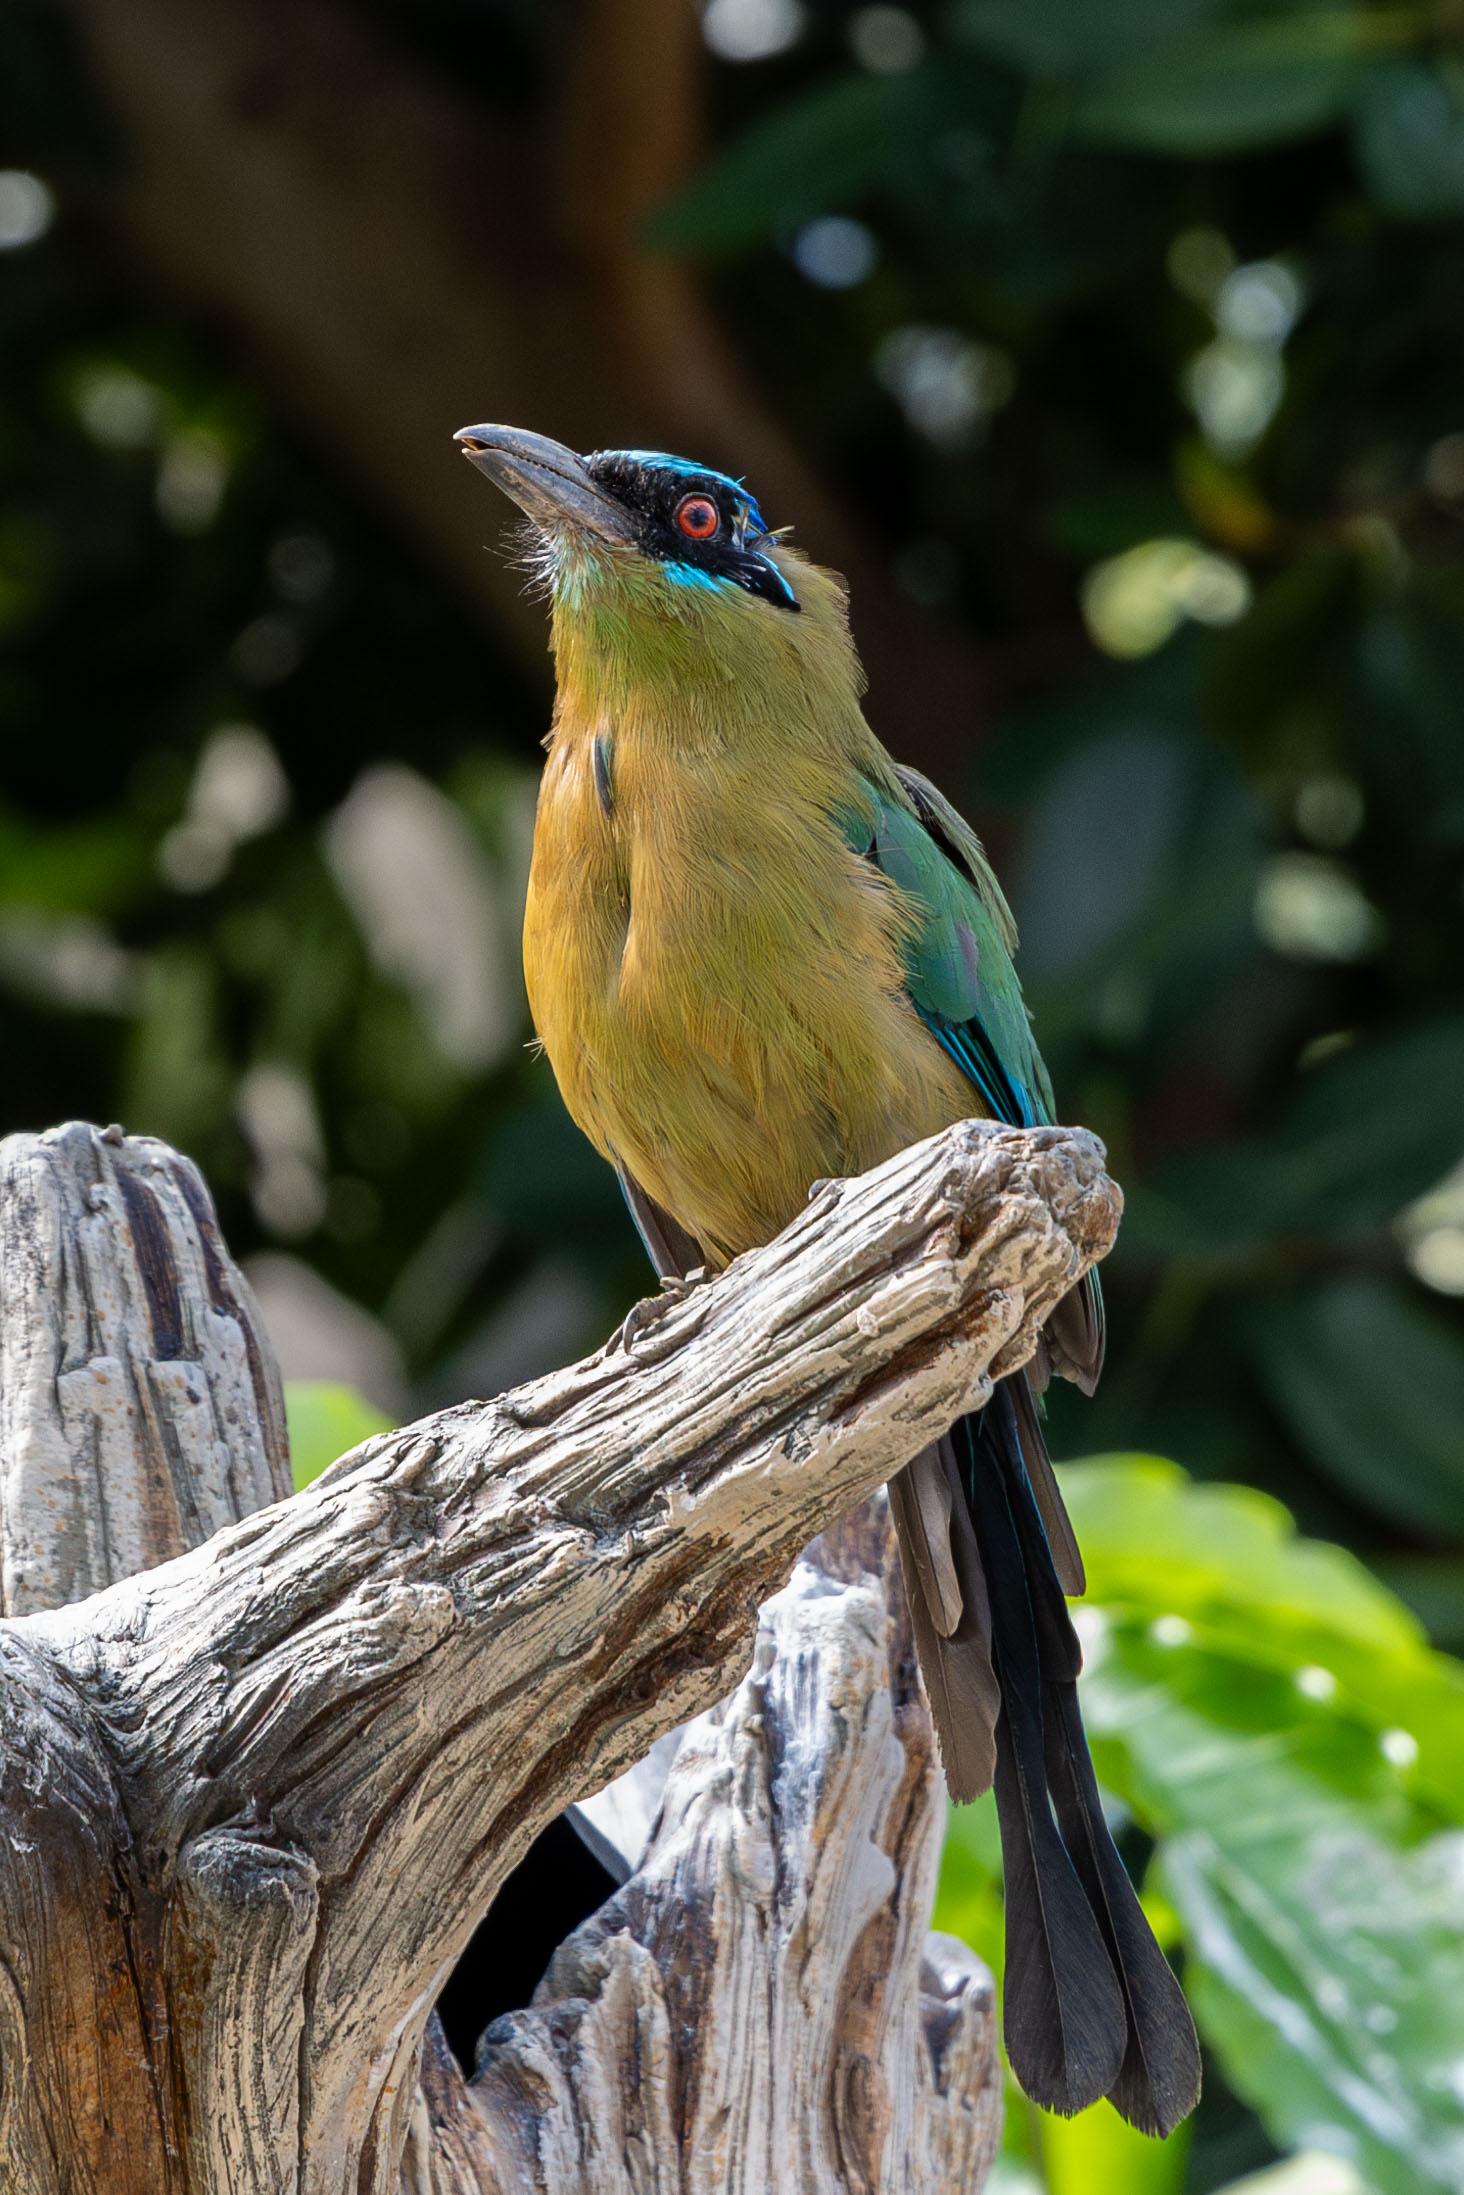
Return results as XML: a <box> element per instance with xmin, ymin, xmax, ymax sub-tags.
<box><xmin>675</xmin><ymin>494</ymin><xmax>720</xmax><ymax>540</ymax></box>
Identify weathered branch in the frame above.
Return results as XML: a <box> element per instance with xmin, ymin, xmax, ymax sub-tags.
<box><xmin>0</xmin><ymin>1115</ymin><xmax>1118</xmax><ymax>2191</ymax></box>
<box><xmin>417</xmin><ymin>1499</ymin><xmax>1004</xmax><ymax>2194</ymax></box>
<box><xmin>0</xmin><ymin>1120</ymin><xmax>289</xmax><ymax>1612</ymax></box>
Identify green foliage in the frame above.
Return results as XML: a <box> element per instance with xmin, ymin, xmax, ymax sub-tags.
<box><xmin>1069</xmin><ymin>16</ymin><xmax>1382</xmax><ymax>158</ymax></box>
<box><xmin>1249</xmin><ymin>1279</ymin><xmax>1464</xmax><ymax>1536</ymax></box>
<box><xmin>285</xmin><ymin>1380</ymin><xmax>395</xmax><ymax>1490</ymax></box>
<box><xmin>937</xmin><ymin>1460</ymin><xmax>1464</xmax><ymax>2192</ymax></box>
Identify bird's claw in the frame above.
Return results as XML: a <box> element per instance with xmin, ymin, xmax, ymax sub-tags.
<box><xmin>616</xmin><ymin>1265</ymin><xmax>713</xmax><ymax>1356</ymax></box>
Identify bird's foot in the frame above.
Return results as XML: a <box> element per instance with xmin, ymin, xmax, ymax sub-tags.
<box><xmin>615</xmin><ymin>1266</ymin><xmax>713</xmax><ymax>1356</ymax></box>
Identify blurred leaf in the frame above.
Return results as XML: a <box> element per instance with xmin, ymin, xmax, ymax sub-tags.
<box><xmin>1211</xmin><ymin>2159</ymin><xmax>1371</xmax><ymax>2195</ymax></box>
<box><xmin>1063</xmin><ymin>1459</ymin><xmax>1464</xmax><ymax>2191</ymax></box>
<box><xmin>1354</xmin><ymin>61</ymin><xmax>1464</xmax><ymax>218</ymax></box>
<box><xmin>935</xmin><ymin>1465</ymin><xmax>1464</xmax><ymax>2184</ymax></box>
<box><xmin>1165</xmin><ymin>1815</ymin><xmax>1464</xmax><ymax>2195</ymax></box>
<box><xmin>647</xmin><ymin>55</ymin><xmax>1150</xmax><ymax>295</ymax></box>
<box><xmin>647</xmin><ymin>73</ymin><xmax>904</xmax><ymax>251</ymax></box>
<box><xmin>952</xmin><ymin>0</ymin><xmax>1223</xmax><ymax>78</ymax></box>
<box><xmin>1014</xmin><ymin>726</ymin><xmax>1257</xmax><ymax>982</ymax></box>
<box><xmin>1371</xmin><ymin>1556</ymin><xmax>1464</xmax><ymax>1652</ymax></box>
<box><xmin>1248</xmin><ymin>1277</ymin><xmax>1464</xmax><ymax>1537</ymax></box>
<box><xmin>1073</xmin><ymin>15</ymin><xmax>1375</xmax><ymax>156</ymax></box>
<box><xmin>284</xmin><ymin>1379</ymin><xmax>394</xmax><ymax>1490</ymax></box>
<box><xmin>1062</xmin><ymin>1457</ymin><xmax>1464</xmax><ymax>1822</ymax></box>
<box><xmin>1040</xmin><ymin>2098</ymin><xmax>1191</xmax><ymax>2194</ymax></box>
<box><xmin>1358</xmin><ymin>589</ymin><xmax>1464</xmax><ymax>845</ymax></box>
<box><xmin>1123</xmin><ymin>1017</ymin><xmax>1464</xmax><ymax>1255</ymax></box>
<box><xmin>1063</xmin><ymin>1454</ymin><xmax>1422</xmax><ymax>1657</ymax></box>
<box><xmin>0</xmin><ymin>805</ymin><xmax>153</xmax><ymax>916</ymax></box>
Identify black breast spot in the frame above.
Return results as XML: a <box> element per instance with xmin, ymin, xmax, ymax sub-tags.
<box><xmin>592</xmin><ymin>734</ymin><xmax>613</xmax><ymax>819</ymax></box>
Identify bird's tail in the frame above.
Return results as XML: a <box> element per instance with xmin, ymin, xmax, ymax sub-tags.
<box><xmin>890</xmin><ymin>1383</ymin><xmax>1201</xmax><ymax>2137</ymax></box>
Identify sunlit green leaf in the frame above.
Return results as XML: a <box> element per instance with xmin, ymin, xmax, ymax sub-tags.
<box><xmin>1040</xmin><ymin>2096</ymin><xmax>1191</xmax><ymax>2195</ymax></box>
<box><xmin>936</xmin><ymin>1464</ymin><xmax>1464</xmax><ymax>2186</ymax></box>
<box><xmin>1165</xmin><ymin>1813</ymin><xmax>1464</xmax><ymax>2195</ymax></box>
<box><xmin>284</xmin><ymin>1379</ymin><xmax>394</xmax><ymax>1490</ymax></box>
<box><xmin>1061</xmin><ymin>1456</ymin><xmax>1464</xmax><ymax>1822</ymax></box>
<box><xmin>1061</xmin><ymin>1460</ymin><xmax>1464</xmax><ymax>2191</ymax></box>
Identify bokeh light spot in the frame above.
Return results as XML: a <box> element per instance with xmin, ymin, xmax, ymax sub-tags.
<box><xmin>1398</xmin><ymin>1159</ymin><xmax>1464</xmax><ymax>1297</ymax></box>
<box><xmin>230</xmin><ymin>614</ymin><xmax>304</xmax><ymax>687</ymax></box>
<box><xmin>1295</xmin><ymin>774</ymin><xmax>1365</xmax><ymax>850</ymax></box>
<box><xmin>792</xmin><ymin>216</ymin><xmax>878</xmax><ymax>288</ymax></box>
<box><xmin>1295</xmin><ymin>1665</ymin><xmax>1338</xmax><ymax>1701</ymax></box>
<box><xmin>1184</xmin><ymin>338</ymin><xmax>1285</xmax><ymax>458</ymax></box>
<box><xmin>1216</xmin><ymin>260</ymin><xmax>1303</xmax><ymax>348</ymax></box>
<box><xmin>848</xmin><ymin>6</ymin><xmax>925</xmax><ymax>73</ymax></box>
<box><xmin>1254</xmin><ymin>852</ymin><xmax>1385</xmax><ymax>962</ymax></box>
<box><xmin>156</xmin><ymin>428</ymin><xmax>230</xmax><ymax>534</ymax></box>
<box><xmin>0</xmin><ymin>170</ymin><xmax>54</xmax><ymax>250</ymax></box>
<box><xmin>1081</xmin><ymin>537</ymin><xmax>1250</xmax><ymax>657</ymax></box>
<box><xmin>1166</xmin><ymin>226</ymin><xmax>1235</xmax><ymax>308</ymax></box>
<box><xmin>701</xmin><ymin>0</ymin><xmax>804</xmax><ymax>62</ymax></box>
<box><xmin>1423</xmin><ymin>431</ymin><xmax>1464</xmax><ymax>506</ymax></box>
<box><xmin>75</xmin><ymin>365</ymin><xmax>162</xmax><ymax>450</ymax></box>
<box><xmin>874</xmin><ymin>325</ymin><xmax>1015</xmax><ymax>444</ymax></box>
<box><xmin>269</xmin><ymin>530</ymin><xmax>336</xmax><ymax>603</ymax></box>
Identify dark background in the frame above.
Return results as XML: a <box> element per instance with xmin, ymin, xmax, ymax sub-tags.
<box><xmin>1</xmin><ymin>7</ymin><xmax>1462</xmax><ymax>2174</ymax></box>
<box><xmin>3</xmin><ymin>0</ymin><xmax>1459</xmax><ymax>1610</ymax></box>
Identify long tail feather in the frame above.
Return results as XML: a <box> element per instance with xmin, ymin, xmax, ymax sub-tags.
<box><xmin>889</xmin><ymin>1442</ymin><xmax>1001</xmax><ymax>1800</ymax></box>
<box><xmin>1010</xmin><ymin>1372</ymin><xmax>1086</xmax><ymax>1595</ymax></box>
<box><xmin>985</xmin><ymin>1398</ymin><xmax>1202</xmax><ymax>2135</ymax></box>
<box><xmin>954</xmin><ymin>1399</ymin><xmax>1127</xmax><ymax>2114</ymax></box>
<box><xmin>970</xmin><ymin>1388</ymin><xmax>1202</xmax><ymax>2134</ymax></box>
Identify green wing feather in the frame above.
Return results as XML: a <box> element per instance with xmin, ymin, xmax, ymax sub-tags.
<box><xmin>838</xmin><ymin>764</ymin><xmax>1104</xmax><ymax>1403</ymax></box>
<box><xmin>841</xmin><ymin>765</ymin><xmax>1053</xmax><ymax>1129</ymax></box>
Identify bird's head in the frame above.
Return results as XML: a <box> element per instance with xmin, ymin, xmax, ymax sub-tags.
<box><xmin>455</xmin><ymin>423</ymin><xmax>799</xmax><ymax>614</ymax></box>
<box><xmin>454</xmin><ymin>423</ymin><xmax>860</xmax><ymax>720</ymax></box>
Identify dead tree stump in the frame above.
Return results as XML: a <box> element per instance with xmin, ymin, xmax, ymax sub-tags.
<box><xmin>0</xmin><ymin>1115</ymin><xmax>1121</xmax><ymax>2192</ymax></box>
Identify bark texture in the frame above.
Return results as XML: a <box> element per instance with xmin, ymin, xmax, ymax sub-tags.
<box><xmin>0</xmin><ymin>1114</ymin><xmax>1120</xmax><ymax>2192</ymax></box>
<box><xmin>0</xmin><ymin>1120</ymin><xmax>290</xmax><ymax>1612</ymax></box>
<box><xmin>418</xmin><ymin>1499</ymin><xmax>1004</xmax><ymax>2195</ymax></box>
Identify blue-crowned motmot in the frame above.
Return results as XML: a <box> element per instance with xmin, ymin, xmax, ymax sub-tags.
<box><xmin>456</xmin><ymin>421</ymin><xmax>1200</xmax><ymax>2135</ymax></box>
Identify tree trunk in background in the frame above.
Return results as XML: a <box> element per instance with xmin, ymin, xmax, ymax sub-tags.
<box><xmin>0</xmin><ymin>1113</ymin><xmax>1118</xmax><ymax>2187</ymax></box>
<box><xmin>64</xmin><ymin>0</ymin><xmax>995</xmax><ymax>779</ymax></box>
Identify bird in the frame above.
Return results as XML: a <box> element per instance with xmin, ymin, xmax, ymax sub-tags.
<box><xmin>455</xmin><ymin>420</ymin><xmax>1201</xmax><ymax>2137</ymax></box>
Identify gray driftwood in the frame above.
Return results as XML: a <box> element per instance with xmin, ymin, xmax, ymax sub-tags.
<box><xmin>0</xmin><ymin>1115</ymin><xmax>1120</xmax><ymax>2193</ymax></box>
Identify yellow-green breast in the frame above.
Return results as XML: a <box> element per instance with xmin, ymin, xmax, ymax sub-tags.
<box><xmin>523</xmin><ymin>700</ymin><xmax>978</xmax><ymax>1266</ymax></box>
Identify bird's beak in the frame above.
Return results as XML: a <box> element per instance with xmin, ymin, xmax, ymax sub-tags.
<box><xmin>454</xmin><ymin>423</ymin><xmax>635</xmax><ymax>544</ymax></box>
